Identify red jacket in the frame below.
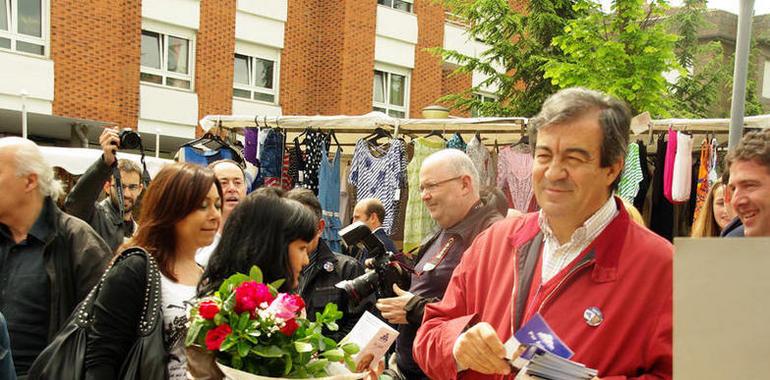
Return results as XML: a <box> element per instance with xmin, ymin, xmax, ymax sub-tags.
<box><xmin>413</xmin><ymin>199</ymin><xmax>673</xmax><ymax>380</ymax></box>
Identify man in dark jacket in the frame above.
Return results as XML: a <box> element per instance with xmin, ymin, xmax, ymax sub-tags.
<box><xmin>64</xmin><ymin>127</ymin><xmax>144</xmax><ymax>252</ymax></box>
<box><xmin>351</xmin><ymin>198</ymin><xmax>398</xmax><ymax>263</ymax></box>
<box><xmin>0</xmin><ymin>137</ymin><xmax>111</xmax><ymax>377</ymax></box>
<box><xmin>375</xmin><ymin>149</ymin><xmax>503</xmax><ymax>380</ymax></box>
<box><xmin>287</xmin><ymin>189</ymin><xmax>372</xmax><ymax>342</ymax></box>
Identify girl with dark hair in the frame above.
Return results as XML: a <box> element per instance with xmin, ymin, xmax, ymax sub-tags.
<box><xmin>84</xmin><ymin>163</ymin><xmax>222</xmax><ymax>380</ymax></box>
<box><xmin>198</xmin><ymin>187</ymin><xmax>317</xmax><ymax>296</ymax></box>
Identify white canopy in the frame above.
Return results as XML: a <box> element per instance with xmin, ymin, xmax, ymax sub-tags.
<box><xmin>41</xmin><ymin>146</ymin><xmax>173</xmax><ymax>178</ymax></box>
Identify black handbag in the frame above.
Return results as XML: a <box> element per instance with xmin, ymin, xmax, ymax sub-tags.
<box><xmin>28</xmin><ymin>247</ymin><xmax>166</xmax><ymax>380</ymax></box>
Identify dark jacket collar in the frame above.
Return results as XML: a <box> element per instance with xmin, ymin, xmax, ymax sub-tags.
<box><xmin>0</xmin><ymin>197</ymin><xmax>58</xmax><ymax>244</ymax></box>
<box><xmin>101</xmin><ymin>197</ymin><xmax>124</xmax><ymax>226</ymax></box>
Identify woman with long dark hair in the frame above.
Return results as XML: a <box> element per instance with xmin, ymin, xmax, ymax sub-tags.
<box><xmin>84</xmin><ymin>163</ymin><xmax>222</xmax><ymax>380</ymax></box>
<box><xmin>198</xmin><ymin>187</ymin><xmax>317</xmax><ymax>296</ymax></box>
<box><xmin>188</xmin><ymin>188</ymin><xmax>318</xmax><ymax>379</ymax></box>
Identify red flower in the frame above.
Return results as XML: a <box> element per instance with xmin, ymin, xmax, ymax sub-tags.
<box><xmin>269</xmin><ymin>293</ymin><xmax>306</xmax><ymax>319</ymax></box>
<box><xmin>205</xmin><ymin>324</ymin><xmax>232</xmax><ymax>351</ymax></box>
<box><xmin>235</xmin><ymin>281</ymin><xmax>275</xmax><ymax>314</ymax></box>
<box><xmin>279</xmin><ymin>318</ymin><xmax>299</xmax><ymax>336</ymax></box>
<box><xmin>198</xmin><ymin>300</ymin><xmax>219</xmax><ymax>320</ymax></box>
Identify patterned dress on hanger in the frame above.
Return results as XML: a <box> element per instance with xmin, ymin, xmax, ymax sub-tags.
<box><xmin>318</xmin><ymin>146</ymin><xmax>343</xmax><ymax>252</ymax></box>
<box><xmin>403</xmin><ymin>137</ymin><xmax>446</xmax><ymax>254</ymax></box>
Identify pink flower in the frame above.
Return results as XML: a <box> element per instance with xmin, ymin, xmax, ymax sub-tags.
<box><xmin>235</xmin><ymin>281</ymin><xmax>275</xmax><ymax>314</ymax></box>
<box><xmin>279</xmin><ymin>318</ymin><xmax>299</xmax><ymax>336</ymax></box>
<box><xmin>205</xmin><ymin>324</ymin><xmax>232</xmax><ymax>351</ymax></box>
<box><xmin>198</xmin><ymin>300</ymin><xmax>219</xmax><ymax>320</ymax></box>
<box><xmin>269</xmin><ymin>293</ymin><xmax>306</xmax><ymax>319</ymax></box>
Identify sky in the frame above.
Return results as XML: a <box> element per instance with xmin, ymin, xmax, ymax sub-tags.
<box><xmin>599</xmin><ymin>0</ymin><xmax>770</xmax><ymax>15</ymax></box>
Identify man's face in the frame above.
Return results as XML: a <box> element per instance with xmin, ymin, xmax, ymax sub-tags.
<box><xmin>0</xmin><ymin>149</ymin><xmax>33</xmax><ymax>216</ymax></box>
<box><xmin>214</xmin><ymin>162</ymin><xmax>247</xmax><ymax>218</ymax></box>
<box><xmin>108</xmin><ymin>171</ymin><xmax>143</xmax><ymax>212</ymax></box>
<box><xmin>728</xmin><ymin>159</ymin><xmax>770</xmax><ymax>237</ymax></box>
<box><xmin>532</xmin><ymin>113</ymin><xmax>621</xmax><ymax>227</ymax></box>
<box><xmin>352</xmin><ymin>204</ymin><xmax>378</xmax><ymax>231</ymax></box>
<box><xmin>419</xmin><ymin>161</ymin><xmax>468</xmax><ymax>229</ymax></box>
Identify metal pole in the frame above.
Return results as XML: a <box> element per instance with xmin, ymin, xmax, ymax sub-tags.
<box><xmin>155</xmin><ymin>129</ymin><xmax>160</xmax><ymax>158</ymax></box>
<box><xmin>20</xmin><ymin>90</ymin><xmax>28</xmax><ymax>139</ymax></box>
<box><xmin>728</xmin><ymin>0</ymin><xmax>755</xmax><ymax>151</ymax></box>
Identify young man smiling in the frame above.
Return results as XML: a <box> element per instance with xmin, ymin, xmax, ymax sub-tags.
<box><xmin>726</xmin><ymin>129</ymin><xmax>770</xmax><ymax>237</ymax></box>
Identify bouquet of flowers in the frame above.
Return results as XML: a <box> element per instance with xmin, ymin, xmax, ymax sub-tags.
<box><xmin>186</xmin><ymin>266</ymin><xmax>362</xmax><ymax>379</ymax></box>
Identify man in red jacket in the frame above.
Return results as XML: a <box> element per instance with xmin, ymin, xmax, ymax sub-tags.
<box><xmin>413</xmin><ymin>87</ymin><xmax>673</xmax><ymax>380</ymax></box>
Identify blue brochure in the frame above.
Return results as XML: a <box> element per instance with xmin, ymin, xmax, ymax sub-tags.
<box><xmin>513</xmin><ymin>313</ymin><xmax>574</xmax><ymax>360</ymax></box>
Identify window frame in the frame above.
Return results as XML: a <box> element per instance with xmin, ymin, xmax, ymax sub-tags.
<box><xmin>0</xmin><ymin>0</ymin><xmax>50</xmax><ymax>57</ymax></box>
<box><xmin>471</xmin><ymin>92</ymin><xmax>498</xmax><ymax>117</ymax></box>
<box><xmin>373</xmin><ymin>68</ymin><xmax>410</xmax><ymax>118</ymax></box>
<box><xmin>232</xmin><ymin>52</ymin><xmax>279</xmax><ymax>105</ymax></box>
<box><xmin>376</xmin><ymin>0</ymin><xmax>413</xmax><ymax>13</ymax></box>
<box><xmin>139</xmin><ymin>26</ymin><xmax>195</xmax><ymax>91</ymax></box>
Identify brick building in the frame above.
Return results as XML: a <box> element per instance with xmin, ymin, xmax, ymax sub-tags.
<box><xmin>0</xmin><ymin>0</ymin><xmax>502</xmax><ymax>153</ymax></box>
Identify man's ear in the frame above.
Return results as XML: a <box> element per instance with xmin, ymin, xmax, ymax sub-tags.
<box><xmin>606</xmin><ymin>158</ymin><xmax>624</xmax><ymax>187</ymax></box>
<box><xmin>317</xmin><ymin>218</ymin><xmax>326</xmax><ymax>232</ymax></box>
<box><xmin>103</xmin><ymin>180</ymin><xmax>112</xmax><ymax>195</ymax></box>
<box><xmin>25</xmin><ymin>173</ymin><xmax>39</xmax><ymax>193</ymax></box>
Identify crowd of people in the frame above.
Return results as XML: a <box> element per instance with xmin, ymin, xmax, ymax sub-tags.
<box><xmin>0</xmin><ymin>87</ymin><xmax>768</xmax><ymax>380</ymax></box>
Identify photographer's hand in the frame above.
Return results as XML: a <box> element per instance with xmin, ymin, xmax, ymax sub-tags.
<box><xmin>100</xmin><ymin>127</ymin><xmax>120</xmax><ymax>166</ymax></box>
<box><xmin>375</xmin><ymin>284</ymin><xmax>413</xmax><ymax>324</ymax></box>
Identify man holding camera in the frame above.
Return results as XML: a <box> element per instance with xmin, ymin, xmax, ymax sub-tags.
<box><xmin>351</xmin><ymin>198</ymin><xmax>397</xmax><ymax>263</ymax></box>
<box><xmin>375</xmin><ymin>149</ymin><xmax>503</xmax><ymax>380</ymax></box>
<box><xmin>64</xmin><ymin>127</ymin><xmax>144</xmax><ymax>252</ymax></box>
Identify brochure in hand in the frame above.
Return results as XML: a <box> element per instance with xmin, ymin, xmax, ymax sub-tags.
<box><xmin>327</xmin><ymin>311</ymin><xmax>399</xmax><ymax>375</ymax></box>
<box><xmin>504</xmin><ymin>313</ymin><xmax>598</xmax><ymax>380</ymax></box>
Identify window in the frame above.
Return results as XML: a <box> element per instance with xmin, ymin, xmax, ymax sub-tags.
<box><xmin>140</xmin><ymin>29</ymin><xmax>193</xmax><ymax>90</ymax></box>
<box><xmin>763</xmin><ymin>61</ymin><xmax>770</xmax><ymax>99</ymax></box>
<box><xmin>471</xmin><ymin>93</ymin><xmax>497</xmax><ymax>117</ymax></box>
<box><xmin>0</xmin><ymin>0</ymin><xmax>46</xmax><ymax>55</ymax></box>
<box><xmin>373</xmin><ymin>69</ymin><xmax>408</xmax><ymax>118</ymax></box>
<box><xmin>377</xmin><ymin>0</ymin><xmax>413</xmax><ymax>13</ymax></box>
<box><xmin>233</xmin><ymin>53</ymin><xmax>277</xmax><ymax>103</ymax></box>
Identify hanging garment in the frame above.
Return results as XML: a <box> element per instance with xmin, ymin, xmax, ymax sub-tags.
<box><xmin>633</xmin><ymin>140</ymin><xmax>651</xmax><ymax>211</ymax></box>
<box><xmin>693</xmin><ymin>139</ymin><xmax>712</xmax><ymax>221</ymax></box>
<box><xmin>650</xmin><ymin>134</ymin><xmax>674</xmax><ymax>241</ymax></box>
<box><xmin>348</xmin><ymin>139</ymin><xmax>407</xmax><ymax>234</ymax></box>
<box><xmin>617</xmin><ymin>142</ymin><xmax>644</xmax><ymax>202</ymax></box>
<box><xmin>259</xmin><ymin>128</ymin><xmax>284</xmax><ymax>188</ymax></box>
<box><xmin>446</xmin><ymin>133</ymin><xmax>467</xmax><ymax>152</ymax></box>
<box><xmin>178</xmin><ymin>134</ymin><xmax>242</xmax><ymax>167</ymax></box>
<box><xmin>288</xmin><ymin>137</ymin><xmax>304</xmax><ymax>188</ymax></box>
<box><xmin>707</xmin><ymin>137</ymin><xmax>719</xmax><ymax>185</ymax></box>
<box><xmin>244</xmin><ymin>127</ymin><xmax>258</xmax><ymax>165</ymax></box>
<box><xmin>318</xmin><ymin>147</ymin><xmax>343</xmax><ymax>253</ymax></box>
<box><xmin>280</xmin><ymin>151</ymin><xmax>292</xmax><ymax>190</ymax></box>
<box><xmin>301</xmin><ymin>130</ymin><xmax>329</xmax><ymax>195</ymax></box>
<box><xmin>403</xmin><ymin>137</ymin><xmax>447</xmax><ymax>253</ymax></box>
<box><xmin>466</xmin><ymin>135</ymin><xmax>494</xmax><ymax>188</ymax></box>
<box><xmin>672</xmin><ymin>132</ymin><xmax>694</xmax><ymax>203</ymax></box>
<box><xmin>497</xmin><ymin>145</ymin><xmax>534</xmax><ymax>213</ymax></box>
<box><xmin>663</xmin><ymin>128</ymin><xmax>678</xmax><ymax>203</ymax></box>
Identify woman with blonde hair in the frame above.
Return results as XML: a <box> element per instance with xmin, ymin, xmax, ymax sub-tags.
<box><xmin>691</xmin><ymin>180</ymin><xmax>732</xmax><ymax>237</ymax></box>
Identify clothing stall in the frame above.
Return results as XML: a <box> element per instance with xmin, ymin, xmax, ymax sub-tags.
<box><xmin>190</xmin><ymin>111</ymin><xmax>770</xmax><ymax>249</ymax></box>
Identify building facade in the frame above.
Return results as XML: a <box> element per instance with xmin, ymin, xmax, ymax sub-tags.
<box><xmin>0</xmin><ymin>0</ymin><xmax>505</xmax><ymax>152</ymax></box>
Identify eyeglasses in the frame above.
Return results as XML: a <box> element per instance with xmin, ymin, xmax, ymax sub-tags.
<box><xmin>114</xmin><ymin>184</ymin><xmax>142</xmax><ymax>192</ymax></box>
<box><xmin>419</xmin><ymin>176</ymin><xmax>462</xmax><ymax>195</ymax></box>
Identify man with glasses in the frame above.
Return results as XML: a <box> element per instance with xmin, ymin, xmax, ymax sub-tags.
<box><xmin>375</xmin><ymin>149</ymin><xmax>503</xmax><ymax>380</ymax></box>
<box><xmin>64</xmin><ymin>127</ymin><xmax>145</xmax><ymax>252</ymax></box>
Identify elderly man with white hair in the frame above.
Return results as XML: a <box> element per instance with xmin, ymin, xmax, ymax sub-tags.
<box><xmin>0</xmin><ymin>137</ymin><xmax>111</xmax><ymax>377</ymax></box>
<box><xmin>375</xmin><ymin>148</ymin><xmax>504</xmax><ymax>380</ymax></box>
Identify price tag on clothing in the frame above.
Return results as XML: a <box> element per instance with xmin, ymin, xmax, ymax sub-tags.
<box><xmin>394</xmin><ymin>188</ymin><xmax>400</xmax><ymax>201</ymax></box>
<box><xmin>298</xmin><ymin>170</ymin><xmax>305</xmax><ymax>182</ymax></box>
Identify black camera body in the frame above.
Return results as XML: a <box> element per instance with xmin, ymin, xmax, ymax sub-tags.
<box><xmin>119</xmin><ymin>128</ymin><xmax>142</xmax><ymax>150</ymax></box>
<box><xmin>335</xmin><ymin>222</ymin><xmax>408</xmax><ymax>303</ymax></box>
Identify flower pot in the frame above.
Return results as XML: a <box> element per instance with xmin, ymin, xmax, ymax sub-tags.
<box><xmin>216</xmin><ymin>362</ymin><xmax>367</xmax><ymax>380</ymax></box>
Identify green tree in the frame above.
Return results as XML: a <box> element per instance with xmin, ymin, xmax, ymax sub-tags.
<box><xmin>432</xmin><ymin>0</ymin><xmax>579</xmax><ymax>117</ymax></box>
<box><xmin>543</xmin><ymin>0</ymin><xmax>679</xmax><ymax>116</ymax></box>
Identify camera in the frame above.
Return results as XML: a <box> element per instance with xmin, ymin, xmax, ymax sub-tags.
<box><xmin>119</xmin><ymin>128</ymin><xmax>142</xmax><ymax>150</ymax></box>
<box><xmin>335</xmin><ymin>222</ymin><xmax>409</xmax><ymax>303</ymax></box>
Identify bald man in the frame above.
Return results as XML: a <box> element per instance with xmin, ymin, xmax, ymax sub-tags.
<box><xmin>351</xmin><ymin>198</ymin><xmax>398</xmax><ymax>263</ymax></box>
<box><xmin>196</xmin><ymin>160</ymin><xmax>247</xmax><ymax>266</ymax></box>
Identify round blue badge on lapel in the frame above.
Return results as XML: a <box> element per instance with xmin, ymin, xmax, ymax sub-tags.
<box><xmin>583</xmin><ymin>306</ymin><xmax>603</xmax><ymax>327</ymax></box>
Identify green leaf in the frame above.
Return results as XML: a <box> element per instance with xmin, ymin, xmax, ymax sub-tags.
<box><xmin>344</xmin><ymin>355</ymin><xmax>357</xmax><ymax>372</ymax></box>
<box><xmin>219</xmin><ymin>335</ymin><xmax>236</xmax><ymax>352</ymax></box>
<box><xmin>294</xmin><ymin>341</ymin><xmax>314</xmax><ymax>353</ymax></box>
<box><xmin>283</xmin><ymin>354</ymin><xmax>293</xmax><ymax>375</ymax></box>
<box><xmin>237</xmin><ymin>312</ymin><xmax>250</xmax><ymax>330</ymax></box>
<box><xmin>230</xmin><ymin>354</ymin><xmax>242</xmax><ymax>369</ymax></box>
<box><xmin>341</xmin><ymin>342</ymin><xmax>360</xmax><ymax>355</ymax></box>
<box><xmin>249</xmin><ymin>266</ymin><xmax>263</xmax><ymax>283</ymax></box>
<box><xmin>252</xmin><ymin>345</ymin><xmax>285</xmax><ymax>358</ymax></box>
<box><xmin>306</xmin><ymin>359</ymin><xmax>329</xmax><ymax>374</ymax></box>
<box><xmin>321</xmin><ymin>348</ymin><xmax>345</xmax><ymax>362</ymax></box>
<box><xmin>185</xmin><ymin>321</ymin><xmax>203</xmax><ymax>347</ymax></box>
<box><xmin>213</xmin><ymin>313</ymin><xmax>224</xmax><ymax>326</ymax></box>
<box><xmin>268</xmin><ymin>279</ymin><xmax>285</xmax><ymax>292</ymax></box>
<box><xmin>325</xmin><ymin>321</ymin><xmax>339</xmax><ymax>332</ymax></box>
<box><xmin>237</xmin><ymin>341</ymin><xmax>250</xmax><ymax>358</ymax></box>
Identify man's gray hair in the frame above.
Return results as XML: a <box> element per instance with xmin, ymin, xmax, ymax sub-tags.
<box><xmin>528</xmin><ymin>87</ymin><xmax>631</xmax><ymax>189</ymax></box>
<box><xmin>422</xmin><ymin>149</ymin><xmax>480</xmax><ymax>195</ymax></box>
<box><xmin>0</xmin><ymin>137</ymin><xmax>64</xmax><ymax>200</ymax></box>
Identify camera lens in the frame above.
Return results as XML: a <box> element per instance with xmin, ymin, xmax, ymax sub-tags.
<box><xmin>119</xmin><ymin>129</ymin><xmax>141</xmax><ymax>150</ymax></box>
<box><xmin>335</xmin><ymin>270</ymin><xmax>379</xmax><ymax>304</ymax></box>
